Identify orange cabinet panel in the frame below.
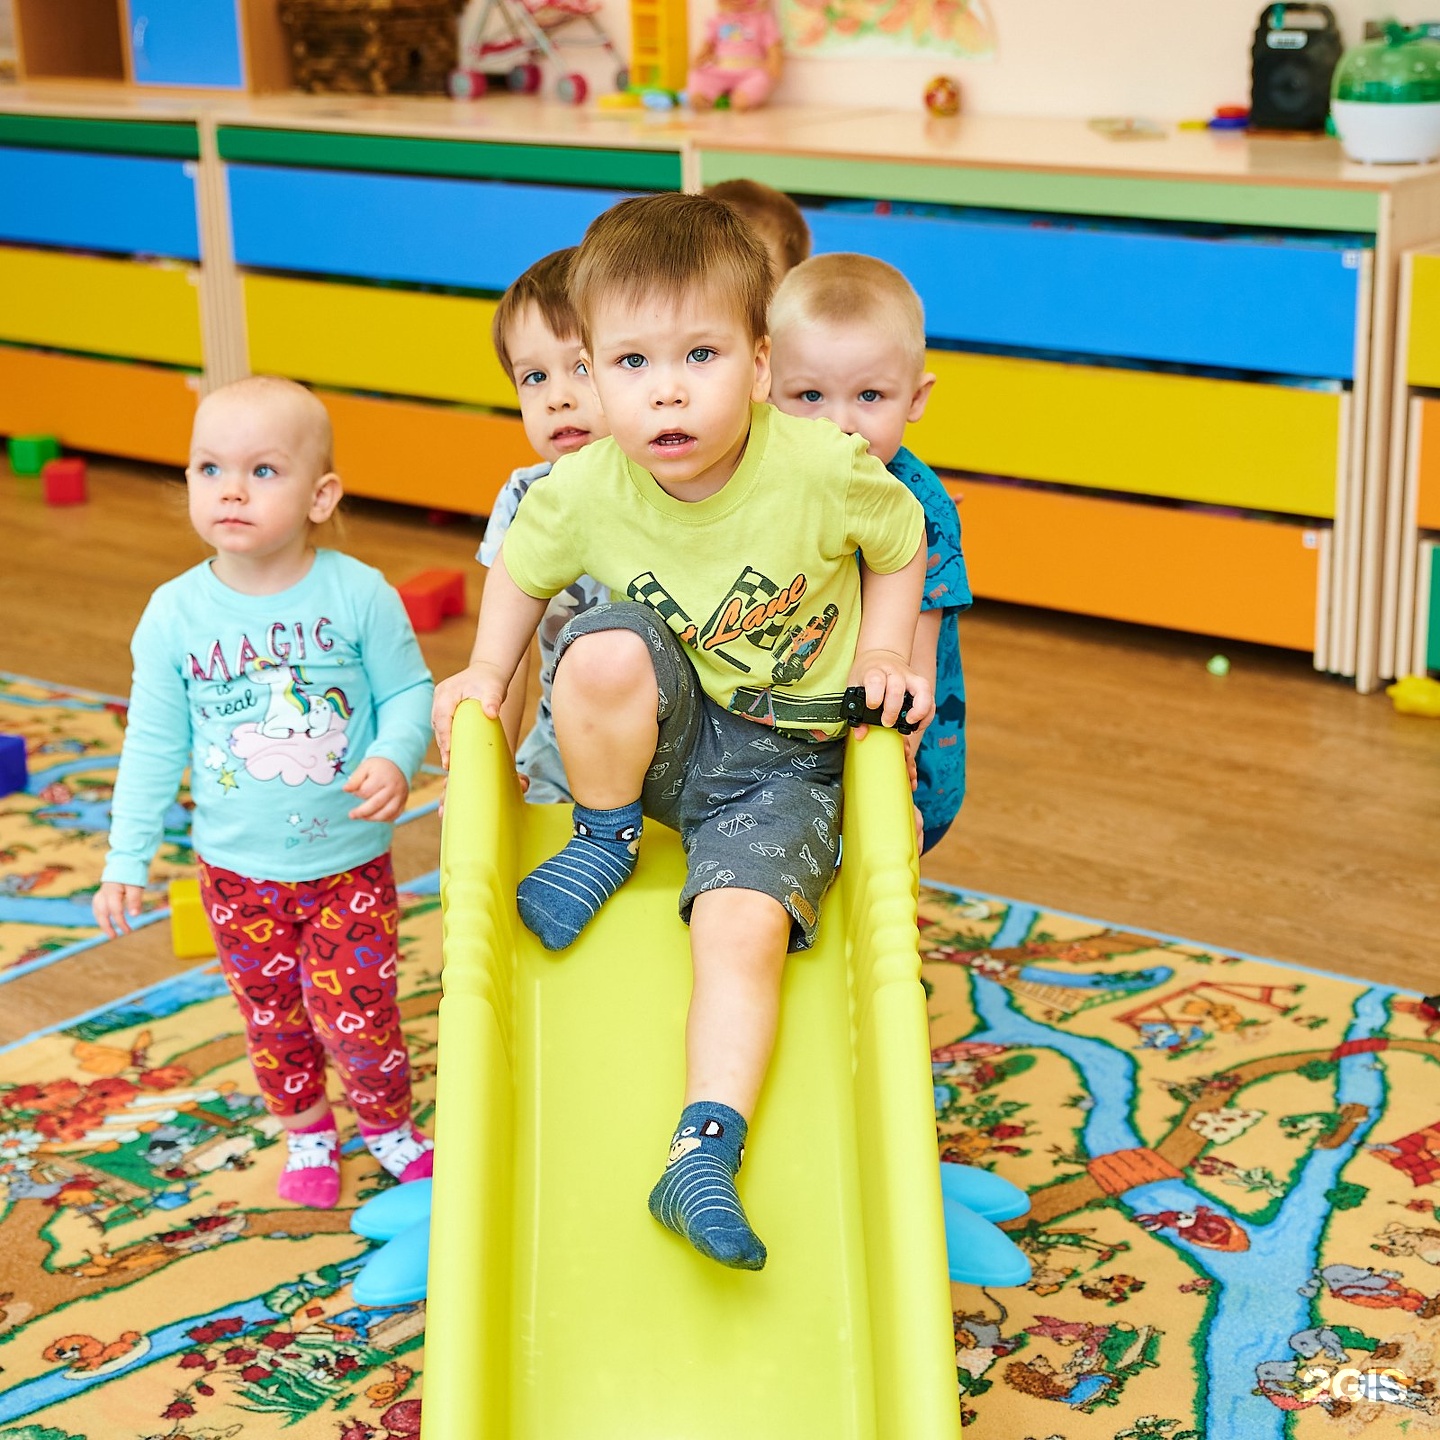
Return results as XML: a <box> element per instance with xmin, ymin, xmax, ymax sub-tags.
<box><xmin>319</xmin><ymin>389</ymin><xmax>534</xmax><ymax>514</ymax></box>
<box><xmin>0</xmin><ymin>344</ymin><xmax>197</xmax><ymax>465</ymax></box>
<box><xmin>1413</xmin><ymin>395</ymin><xmax>1440</xmax><ymax>531</ymax></box>
<box><xmin>946</xmin><ymin>477</ymin><xmax>1323</xmax><ymax>651</ymax></box>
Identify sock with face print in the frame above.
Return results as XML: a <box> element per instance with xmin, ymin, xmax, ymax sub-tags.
<box><xmin>359</xmin><ymin>1120</ymin><xmax>435</xmax><ymax>1183</ymax></box>
<box><xmin>516</xmin><ymin>800</ymin><xmax>642</xmax><ymax>950</ymax></box>
<box><xmin>276</xmin><ymin>1110</ymin><xmax>340</xmax><ymax>1208</ymax></box>
<box><xmin>648</xmin><ymin>1101</ymin><xmax>766</xmax><ymax>1271</ymax></box>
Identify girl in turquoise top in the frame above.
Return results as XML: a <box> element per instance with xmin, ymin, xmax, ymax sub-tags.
<box><xmin>94</xmin><ymin>377</ymin><xmax>435</xmax><ymax>1209</ymax></box>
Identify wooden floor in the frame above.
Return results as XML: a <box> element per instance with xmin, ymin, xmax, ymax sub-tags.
<box><xmin>3</xmin><ymin>456</ymin><xmax>1438</xmax><ymax>1044</ymax></box>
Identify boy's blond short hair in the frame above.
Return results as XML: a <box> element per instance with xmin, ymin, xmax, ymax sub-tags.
<box><xmin>705</xmin><ymin>178</ymin><xmax>812</xmax><ymax>274</ymax></box>
<box><xmin>770</xmin><ymin>253</ymin><xmax>927</xmax><ymax>374</ymax></box>
<box><xmin>570</xmin><ymin>193</ymin><xmax>772</xmax><ymax>347</ymax></box>
<box><xmin>200</xmin><ymin>374</ymin><xmax>335</xmax><ymax>472</ymax></box>
<box><xmin>492</xmin><ymin>247</ymin><xmax>579</xmax><ymax>379</ymax></box>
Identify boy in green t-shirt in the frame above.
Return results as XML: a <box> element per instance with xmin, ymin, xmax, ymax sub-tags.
<box><xmin>432</xmin><ymin>192</ymin><xmax>929</xmax><ymax>1272</ymax></box>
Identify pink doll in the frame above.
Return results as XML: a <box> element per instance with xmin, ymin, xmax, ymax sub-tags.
<box><xmin>687</xmin><ymin>0</ymin><xmax>782</xmax><ymax>111</ymax></box>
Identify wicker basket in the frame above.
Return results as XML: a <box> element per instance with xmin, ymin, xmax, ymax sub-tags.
<box><xmin>279</xmin><ymin>0</ymin><xmax>466</xmax><ymax>95</ymax></box>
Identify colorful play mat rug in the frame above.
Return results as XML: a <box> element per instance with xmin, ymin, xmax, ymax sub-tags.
<box><xmin>0</xmin><ymin>878</ymin><xmax>1433</xmax><ymax>1439</ymax></box>
<box><xmin>0</xmin><ymin>672</ymin><xmax>444</xmax><ymax>985</ymax></box>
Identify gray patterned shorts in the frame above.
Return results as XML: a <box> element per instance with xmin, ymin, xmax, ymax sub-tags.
<box><xmin>553</xmin><ymin>601</ymin><xmax>844</xmax><ymax>951</ymax></box>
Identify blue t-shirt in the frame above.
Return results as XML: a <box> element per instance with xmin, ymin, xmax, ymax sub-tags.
<box><xmin>103</xmin><ymin>549</ymin><xmax>433</xmax><ymax>887</ymax></box>
<box><xmin>888</xmin><ymin>447</ymin><xmax>971</xmax><ymax>837</ymax></box>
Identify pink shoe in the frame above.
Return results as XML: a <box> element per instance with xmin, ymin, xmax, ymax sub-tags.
<box><xmin>277</xmin><ymin>1125</ymin><xmax>340</xmax><ymax>1208</ymax></box>
<box><xmin>361</xmin><ymin>1121</ymin><xmax>434</xmax><ymax>1182</ymax></box>
<box><xmin>400</xmin><ymin>1146</ymin><xmax>434</xmax><ymax>1183</ymax></box>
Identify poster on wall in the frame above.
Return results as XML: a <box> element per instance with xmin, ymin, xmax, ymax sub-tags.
<box><xmin>782</xmin><ymin>0</ymin><xmax>995</xmax><ymax>58</ymax></box>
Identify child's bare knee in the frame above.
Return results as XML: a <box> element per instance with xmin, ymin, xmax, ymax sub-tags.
<box><xmin>559</xmin><ymin>629</ymin><xmax>654</xmax><ymax>700</ymax></box>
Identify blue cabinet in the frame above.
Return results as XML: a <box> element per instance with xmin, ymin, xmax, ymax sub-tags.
<box><xmin>806</xmin><ymin>206</ymin><xmax>1365</xmax><ymax>381</ymax></box>
<box><xmin>229</xmin><ymin>165</ymin><xmax>631</xmax><ymax>291</ymax></box>
<box><xmin>126</xmin><ymin>0</ymin><xmax>245</xmax><ymax>90</ymax></box>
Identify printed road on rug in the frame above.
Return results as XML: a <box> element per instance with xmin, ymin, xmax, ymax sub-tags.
<box><xmin>0</xmin><ymin>881</ymin><xmax>1432</xmax><ymax>1439</ymax></box>
<box><xmin>0</xmin><ymin>673</ymin><xmax>445</xmax><ymax>982</ymax></box>
<box><xmin>922</xmin><ymin>887</ymin><xmax>1439</xmax><ymax>1439</ymax></box>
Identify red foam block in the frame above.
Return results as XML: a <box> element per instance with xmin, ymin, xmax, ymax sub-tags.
<box><xmin>399</xmin><ymin>568</ymin><xmax>466</xmax><ymax>632</ymax></box>
<box><xmin>42</xmin><ymin>457</ymin><xmax>87</xmax><ymax>506</ymax></box>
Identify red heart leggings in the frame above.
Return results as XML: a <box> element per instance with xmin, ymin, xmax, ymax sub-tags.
<box><xmin>196</xmin><ymin>854</ymin><xmax>413</xmax><ymax>1130</ymax></box>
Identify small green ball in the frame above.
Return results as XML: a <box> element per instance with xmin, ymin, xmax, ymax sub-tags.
<box><xmin>1206</xmin><ymin>654</ymin><xmax>1230</xmax><ymax>677</ymax></box>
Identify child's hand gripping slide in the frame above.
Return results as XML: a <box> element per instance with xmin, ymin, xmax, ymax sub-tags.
<box><xmin>842</xmin><ymin>685</ymin><xmax>920</xmax><ymax>736</ymax></box>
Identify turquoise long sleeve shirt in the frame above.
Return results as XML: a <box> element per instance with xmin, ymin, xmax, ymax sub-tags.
<box><xmin>103</xmin><ymin>549</ymin><xmax>434</xmax><ymax>888</ymax></box>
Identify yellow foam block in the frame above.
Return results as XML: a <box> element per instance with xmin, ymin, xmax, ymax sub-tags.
<box><xmin>424</xmin><ymin>707</ymin><xmax>958</xmax><ymax>1439</ymax></box>
<box><xmin>168</xmin><ymin>877</ymin><xmax>215</xmax><ymax>959</ymax></box>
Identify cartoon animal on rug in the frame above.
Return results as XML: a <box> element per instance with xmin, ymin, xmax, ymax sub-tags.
<box><xmin>1372</xmin><ymin>1220</ymin><xmax>1440</xmax><ymax>1266</ymax></box>
<box><xmin>43</xmin><ymin>1329</ymin><xmax>150</xmax><ymax>1375</ymax></box>
<box><xmin>1077</xmin><ymin>1273</ymin><xmax>1146</xmax><ymax>1305</ymax></box>
<box><xmin>337</xmin><ymin>1398</ymin><xmax>422</xmax><ymax>1439</ymax></box>
<box><xmin>954</xmin><ymin>1306</ymin><xmax>1020</xmax><ymax>1383</ymax></box>
<box><xmin>1254</xmin><ymin>1326</ymin><xmax>1439</xmax><ymax>1415</ymax></box>
<box><xmin>365</xmin><ymin>1361</ymin><xmax>415</xmax><ymax>1407</ymax></box>
<box><xmin>3</xmin><ymin>1072</ymin><xmax>233</xmax><ymax>1149</ymax></box>
<box><xmin>1135</xmin><ymin>1204</ymin><xmax>1249</xmax><ymax>1252</ymax></box>
<box><xmin>1002</xmin><ymin>1324</ymin><xmax>1160</xmax><ymax>1415</ymax></box>
<box><xmin>1299</xmin><ymin>1262</ymin><xmax>1440</xmax><ymax>1317</ymax></box>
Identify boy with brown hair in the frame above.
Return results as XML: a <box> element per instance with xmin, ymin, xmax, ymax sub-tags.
<box><xmin>770</xmin><ymin>252</ymin><xmax>972</xmax><ymax>853</ymax></box>
<box><xmin>476</xmin><ymin>247</ymin><xmax>609</xmax><ymax>801</ymax></box>
<box><xmin>433</xmin><ymin>193</ymin><xmax>930</xmax><ymax>1272</ymax></box>
<box><xmin>704</xmin><ymin>177</ymin><xmax>812</xmax><ymax>281</ymax></box>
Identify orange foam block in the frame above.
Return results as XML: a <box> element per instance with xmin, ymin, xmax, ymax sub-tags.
<box><xmin>399</xmin><ymin>568</ymin><xmax>466</xmax><ymax>632</ymax></box>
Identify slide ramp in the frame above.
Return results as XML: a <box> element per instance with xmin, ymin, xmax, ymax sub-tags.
<box><xmin>422</xmin><ymin>705</ymin><xmax>958</xmax><ymax>1439</ymax></box>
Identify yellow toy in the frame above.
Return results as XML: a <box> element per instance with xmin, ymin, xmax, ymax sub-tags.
<box><xmin>167</xmin><ymin>878</ymin><xmax>215</xmax><ymax>959</ymax></box>
<box><xmin>1387</xmin><ymin>673</ymin><xmax>1440</xmax><ymax>717</ymax></box>
<box><xmin>421</xmin><ymin>704</ymin><xmax>958</xmax><ymax>1439</ymax></box>
<box><xmin>628</xmin><ymin>0</ymin><xmax>689</xmax><ymax>93</ymax></box>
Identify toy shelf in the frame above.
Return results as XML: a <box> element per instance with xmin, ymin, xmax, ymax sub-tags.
<box><xmin>5</xmin><ymin>87</ymin><xmax>1440</xmax><ymax>689</ymax></box>
<box><xmin>12</xmin><ymin>0</ymin><xmax>290</xmax><ymax>91</ymax></box>
<box><xmin>1384</xmin><ymin>246</ymin><xmax>1440</xmax><ymax>678</ymax></box>
<box><xmin>0</xmin><ymin>106</ymin><xmax>204</xmax><ymax>466</ymax></box>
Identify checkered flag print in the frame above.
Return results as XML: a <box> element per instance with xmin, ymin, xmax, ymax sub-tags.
<box><xmin>627</xmin><ymin>572</ymin><xmax>699</xmax><ymax>645</ymax></box>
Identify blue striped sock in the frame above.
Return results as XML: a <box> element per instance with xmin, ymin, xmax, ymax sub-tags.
<box><xmin>516</xmin><ymin>800</ymin><xmax>641</xmax><ymax>951</ymax></box>
<box><xmin>649</xmin><ymin>1101</ymin><xmax>766</xmax><ymax>1271</ymax></box>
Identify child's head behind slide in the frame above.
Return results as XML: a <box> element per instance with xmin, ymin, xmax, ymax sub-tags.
<box><xmin>769</xmin><ymin>252</ymin><xmax>937</xmax><ymax>466</ymax></box>
<box><xmin>570</xmin><ymin>192</ymin><xmax>774</xmax><ymax>501</ymax></box>
<box><xmin>704</xmin><ymin>177</ymin><xmax>812</xmax><ymax>283</ymax></box>
<box><xmin>492</xmin><ymin>247</ymin><xmax>608</xmax><ymax>462</ymax></box>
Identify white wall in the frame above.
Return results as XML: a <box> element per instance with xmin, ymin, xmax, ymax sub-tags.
<box><xmin>547</xmin><ymin>0</ymin><xmax>1440</xmax><ymax>117</ymax></box>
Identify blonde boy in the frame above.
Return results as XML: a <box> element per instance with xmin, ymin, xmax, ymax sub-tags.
<box><xmin>476</xmin><ymin>248</ymin><xmax>610</xmax><ymax>801</ymax></box>
<box><xmin>433</xmin><ymin>195</ymin><xmax>930</xmax><ymax>1271</ymax></box>
<box><xmin>770</xmin><ymin>253</ymin><xmax>972</xmax><ymax>852</ymax></box>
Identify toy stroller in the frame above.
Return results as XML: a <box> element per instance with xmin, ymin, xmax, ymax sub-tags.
<box><xmin>449</xmin><ymin>0</ymin><xmax>626</xmax><ymax>103</ymax></box>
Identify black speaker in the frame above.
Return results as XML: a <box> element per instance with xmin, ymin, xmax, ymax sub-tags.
<box><xmin>1250</xmin><ymin>3</ymin><xmax>1342</xmax><ymax>132</ymax></box>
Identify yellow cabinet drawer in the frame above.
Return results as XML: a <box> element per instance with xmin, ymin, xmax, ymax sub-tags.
<box><xmin>0</xmin><ymin>343</ymin><xmax>198</xmax><ymax>464</ymax></box>
<box><xmin>913</xmin><ymin>350</ymin><xmax>1341</xmax><ymax>519</ymax></box>
<box><xmin>245</xmin><ymin>273</ymin><xmax>512</xmax><ymax>408</ymax></box>
<box><xmin>0</xmin><ymin>245</ymin><xmax>202</xmax><ymax>367</ymax></box>
<box><xmin>1408</xmin><ymin>252</ymin><xmax>1440</xmax><ymax>388</ymax></box>
<box><xmin>946</xmin><ymin>476</ymin><xmax>1323</xmax><ymax>651</ymax></box>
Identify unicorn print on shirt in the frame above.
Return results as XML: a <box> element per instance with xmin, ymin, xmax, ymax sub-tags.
<box><xmin>228</xmin><ymin>659</ymin><xmax>353</xmax><ymax>786</ymax></box>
